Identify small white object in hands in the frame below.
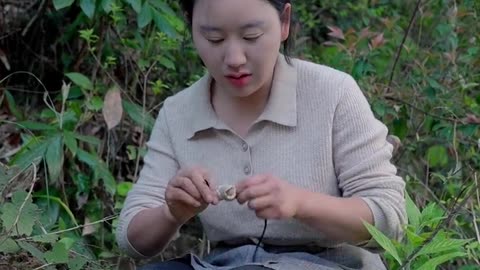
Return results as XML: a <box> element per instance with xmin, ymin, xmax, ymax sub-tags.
<box><xmin>216</xmin><ymin>185</ymin><xmax>236</xmax><ymax>201</ymax></box>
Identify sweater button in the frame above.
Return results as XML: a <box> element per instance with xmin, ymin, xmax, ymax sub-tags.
<box><xmin>242</xmin><ymin>142</ymin><xmax>249</xmax><ymax>152</ymax></box>
<box><xmin>244</xmin><ymin>165</ymin><xmax>251</xmax><ymax>175</ymax></box>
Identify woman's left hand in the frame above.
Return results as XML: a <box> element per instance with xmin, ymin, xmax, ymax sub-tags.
<box><xmin>235</xmin><ymin>174</ymin><xmax>303</xmax><ymax>220</ymax></box>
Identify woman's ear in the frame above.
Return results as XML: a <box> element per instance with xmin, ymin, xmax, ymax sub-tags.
<box><xmin>280</xmin><ymin>3</ymin><xmax>291</xmax><ymax>42</ymax></box>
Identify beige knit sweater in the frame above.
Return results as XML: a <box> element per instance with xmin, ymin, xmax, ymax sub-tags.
<box><xmin>116</xmin><ymin>54</ymin><xmax>407</xmax><ymax>259</ymax></box>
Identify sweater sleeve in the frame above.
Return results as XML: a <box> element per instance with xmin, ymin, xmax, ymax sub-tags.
<box><xmin>332</xmin><ymin>74</ymin><xmax>407</xmax><ymax>249</ymax></box>
<box><xmin>115</xmin><ymin>101</ymin><xmax>179</xmax><ymax>259</ymax></box>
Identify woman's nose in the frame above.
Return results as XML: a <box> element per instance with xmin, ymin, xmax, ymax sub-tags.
<box><xmin>224</xmin><ymin>42</ymin><xmax>247</xmax><ymax>69</ymax></box>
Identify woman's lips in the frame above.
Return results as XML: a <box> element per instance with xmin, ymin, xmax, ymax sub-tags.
<box><xmin>226</xmin><ymin>74</ymin><xmax>252</xmax><ymax>87</ymax></box>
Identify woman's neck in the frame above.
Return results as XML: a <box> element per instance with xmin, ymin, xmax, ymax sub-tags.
<box><xmin>211</xmin><ymin>77</ymin><xmax>273</xmax><ymax>136</ymax></box>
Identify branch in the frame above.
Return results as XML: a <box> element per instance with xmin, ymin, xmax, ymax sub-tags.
<box><xmin>18</xmin><ymin>214</ymin><xmax>118</xmax><ymax>241</ymax></box>
<box><xmin>133</xmin><ymin>61</ymin><xmax>157</xmax><ymax>182</ymax></box>
<box><xmin>21</xmin><ymin>0</ymin><xmax>46</xmax><ymax>37</ymax></box>
<box><xmin>385</xmin><ymin>0</ymin><xmax>423</xmax><ymax>94</ymax></box>
<box><xmin>385</xmin><ymin>96</ymin><xmax>459</xmax><ymax>123</ymax></box>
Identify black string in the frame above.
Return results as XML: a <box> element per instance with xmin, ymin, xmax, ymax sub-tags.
<box><xmin>253</xmin><ymin>219</ymin><xmax>268</xmax><ymax>262</ymax></box>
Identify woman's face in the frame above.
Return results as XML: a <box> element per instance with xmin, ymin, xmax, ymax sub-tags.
<box><xmin>191</xmin><ymin>0</ymin><xmax>290</xmax><ymax>98</ymax></box>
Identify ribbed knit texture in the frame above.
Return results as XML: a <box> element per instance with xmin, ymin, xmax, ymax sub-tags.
<box><xmin>116</xmin><ymin>54</ymin><xmax>407</xmax><ymax>260</ymax></box>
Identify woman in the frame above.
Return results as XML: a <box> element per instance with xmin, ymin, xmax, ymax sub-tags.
<box><xmin>116</xmin><ymin>0</ymin><xmax>407</xmax><ymax>269</ymax></box>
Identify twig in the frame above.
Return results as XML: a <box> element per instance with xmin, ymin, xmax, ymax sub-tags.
<box><xmin>471</xmin><ymin>201</ymin><xmax>480</xmax><ymax>245</ymax></box>
<box><xmin>22</xmin><ymin>0</ymin><xmax>46</xmax><ymax>37</ymax></box>
<box><xmin>91</xmin><ymin>19</ymin><xmax>107</xmax><ymax>84</ymax></box>
<box><xmin>0</xmin><ymin>162</ymin><xmax>37</xmax><ymax>246</ymax></box>
<box><xmin>474</xmin><ymin>173</ymin><xmax>480</xmax><ymax>244</ymax></box>
<box><xmin>18</xmin><ymin>214</ymin><xmax>118</xmax><ymax>241</ymax></box>
<box><xmin>384</xmin><ymin>0</ymin><xmax>423</xmax><ymax>94</ymax></box>
<box><xmin>11</xmin><ymin>163</ymin><xmax>37</xmax><ymax>235</ymax></box>
<box><xmin>33</xmin><ymin>263</ymin><xmax>55</xmax><ymax>270</ymax></box>
<box><xmin>385</xmin><ymin>96</ymin><xmax>458</xmax><ymax>123</ymax></box>
<box><xmin>133</xmin><ymin>62</ymin><xmax>156</xmax><ymax>182</ymax></box>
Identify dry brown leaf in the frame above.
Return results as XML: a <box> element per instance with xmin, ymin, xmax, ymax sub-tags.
<box><xmin>327</xmin><ymin>25</ymin><xmax>345</xmax><ymax>40</ymax></box>
<box><xmin>464</xmin><ymin>113</ymin><xmax>480</xmax><ymax>124</ymax></box>
<box><xmin>371</xmin><ymin>33</ymin><xmax>386</xmax><ymax>49</ymax></box>
<box><xmin>103</xmin><ymin>87</ymin><xmax>123</xmax><ymax>130</ymax></box>
<box><xmin>0</xmin><ymin>48</ymin><xmax>10</xmax><ymax>71</ymax></box>
<box><xmin>82</xmin><ymin>217</ymin><xmax>96</xmax><ymax>236</ymax></box>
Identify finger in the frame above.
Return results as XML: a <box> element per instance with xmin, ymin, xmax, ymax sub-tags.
<box><xmin>255</xmin><ymin>208</ymin><xmax>281</xmax><ymax>220</ymax></box>
<box><xmin>190</xmin><ymin>169</ymin><xmax>215</xmax><ymax>204</ymax></box>
<box><xmin>196</xmin><ymin>168</ymin><xmax>221</xmax><ymax>205</ymax></box>
<box><xmin>167</xmin><ymin>187</ymin><xmax>202</xmax><ymax>208</ymax></box>
<box><xmin>247</xmin><ymin>195</ymin><xmax>273</xmax><ymax>211</ymax></box>
<box><xmin>237</xmin><ymin>181</ymin><xmax>274</xmax><ymax>204</ymax></box>
<box><xmin>172</xmin><ymin>177</ymin><xmax>202</xmax><ymax>201</ymax></box>
<box><xmin>235</xmin><ymin>174</ymin><xmax>268</xmax><ymax>194</ymax></box>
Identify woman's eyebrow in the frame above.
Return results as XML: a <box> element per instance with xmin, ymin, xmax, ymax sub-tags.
<box><xmin>199</xmin><ymin>21</ymin><xmax>265</xmax><ymax>32</ymax></box>
<box><xmin>240</xmin><ymin>21</ymin><xmax>265</xmax><ymax>30</ymax></box>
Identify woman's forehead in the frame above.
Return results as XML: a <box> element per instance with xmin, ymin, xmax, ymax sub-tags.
<box><xmin>192</xmin><ymin>0</ymin><xmax>277</xmax><ymax>27</ymax></box>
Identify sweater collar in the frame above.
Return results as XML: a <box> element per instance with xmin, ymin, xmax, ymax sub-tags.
<box><xmin>186</xmin><ymin>54</ymin><xmax>297</xmax><ymax>139</ymax></box>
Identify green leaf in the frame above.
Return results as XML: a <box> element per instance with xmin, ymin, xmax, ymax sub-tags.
<box><xmin>76</xmin><ymin>150</ymin><xmax>116</xmax><ymax>194</ymax></box>
<box><xmin>86</xmin><ymin>96</ymin><xmax>103</xmax><ymax>111</ymax></box>
<box><xmin>152</xmin><ymin>8</ymin><xmax>176</xmax><ymax>37</ymax></box>
<box><xmin>64</xmin><ymin>131</ymin><xmax>78</xmax><ymax>156</ymax></box>
<box><xmin>59</xmin><ymin>237</ymin><xmax>76</xmax><ymax>250</ymax></box>
<box><xmin>426</xmin><ymin>145</ymin><xmax>449</xmax><ymax>168</ymax></box>
<box><xmin>32</xmin><ymin>234</ymin><xmax>59</xmax><ymax>243</ymax></box>
<box><xmin>127</xmin><ymin>0</ymin><xmax>142</xmax><ymax>13</ymax></box>
<box><xmin>33</xmin><ymin>195</ymin><xmax>78</xmax><ymax>226</ymax></box>
<box><xmin>101</xmin><ymin>0</ymin><xmax>113</xmax><ymax>12</ymax></box>
<box><xmin>363</xmin><ymin>221</ymin><xmax>402</xmax><ymax>264</ymax></box>
<box><xmin>95</xmin><ymin>162</ymin><xmax>116</xmax><ymax>195</ymax></box>
<box><xmin>73</xmin><ymin>134</ymin><xmax>101</xmax><ymax>147</ymax></box>
<box><xmin>80</xmin><ymin>0</ymin><xmax>96</xmax><ymax>19</ymax></box>
<box><xmin>77</xmin><ymin>149</ymin><xmax>98</xmax><ymax>167</ymax></box>
<box><xmin>148</xmin><ymin>0</ymin><xmax>176</xmax><ymax>17</ymax></box>
<box><xmin>17</xmin><ymin>121</ymin><xmax>57</xmax><ymax>131</ymax></box>
<box><xmin>138</xmin><ymin>3</ymin><xmax>153</xmax><ymax>28</ymax></box>
<box><xmin>65</xmin><ymin>72</ymin><xmax>93</xmax><ymax>90</ymax></box>
<box><xmin>68</xmin><ymin>256</ymin><xmax>88</xmax><ymax>270</ymax></box>
<box><xmin>0</xmin><ymin>191</ymin><xmax>41</xmax><ymax>236</ymax></box>
<box><xmin>392</xmin><ymin>117</ymin><xmax>408</xmax><ymax>140</ymax></box>
<box><xmin>417</xmin><ymin>252</ymin><xmax>466</xmax><ymax>270</ymax></box>
<box><xmin>0</xmin><ymin>164</ymin><xmax>20</xmax><ymax>190</ymax></box>
<box><xmin>418</xmin><ymin>238</ymin><xmax>471</xmax><ymax>256</ymax></box>
<box><xmin>159</xmin><ymin>56</ymin><xmax>175</xmax><ymax>70</ymax></box>
<box><xmin>426</xmin><ymin>77</ymin><xmax>445</xmax><ymax>91</ymax></box>
<box><xmin>122</xmin><ymin>100</ymin><xmax>155</xmax><ymax>133</ymax></box>
<box><xmin>53</xmin><ymin>0</ymin><xmax>75</xmax><ymax>10</ymax></box>
<box><xmin>18</xmin><ymin>241</ymin><xmax>45</xmax><ymax>262</ymax></box>
<box><xmin>405</xmin><ymin>228</ymin><xmax>426</xmax><ymax>246</ymax></box>
<box><xmin>5</xmin><ymin>90</ymin><xmax>23</xmax><ymax>120</ymax></box>
<box><xmin>406</xmin><ymin>192</ymin><xmax>421</xmax><ymax>229</ymax></box>
<box><xmin>44</xmin><ymin>242</ymin><xmax>69</xmax><ymax>264</ymax></box>
<box><xmin>116</xmin><ymin>182</ymin><xmax>133</xmax><ymax>197</ymax></box>
<box><xmin>45</xmin><ymin>135</ymin><xmax>64</xmax><ymax>182</ymax></box>
<box><xmin>0</xmin><ymin>238</ymin><xmax>20</xmax><ymax>253</ymax></box>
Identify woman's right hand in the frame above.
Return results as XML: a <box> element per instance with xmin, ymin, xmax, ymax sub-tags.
<box><xmin>164</xmin><ymin>167</ymin><xmax>219</xmax><ymax>224</ymax></box>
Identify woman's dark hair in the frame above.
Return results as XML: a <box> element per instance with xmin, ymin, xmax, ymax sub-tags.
<box><xmin>179</xmin><ymin>0</ymin><xmax>297</xmax><ymax>64</ymax></box>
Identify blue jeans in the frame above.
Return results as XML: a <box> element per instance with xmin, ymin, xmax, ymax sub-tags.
<box><xmin>139</xmin><ymin>255</ymin><xmax>268</xmax><ymax>270</ymax></box>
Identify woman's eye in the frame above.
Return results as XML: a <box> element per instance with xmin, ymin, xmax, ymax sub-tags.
<box><xmin>244</xmin><ymin>34</ymin><xmax>263</xmax><ymax>42</ymax></box>
<box><xmin>208</xmin><ymin>39</ymin><xmax>224</xmax><ymax>44</ymax></box>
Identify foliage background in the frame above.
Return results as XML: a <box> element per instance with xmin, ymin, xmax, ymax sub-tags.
<box><xmin>0</xmin><ymin>0</ymin><xmax>479</xmax><ymax>269</ymax></box>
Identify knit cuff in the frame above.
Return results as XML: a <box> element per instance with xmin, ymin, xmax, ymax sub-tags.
<box><xmin>358</xmin><ymin>197</ymin><xmax>392</xmax><ymax>252</ymax></box>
